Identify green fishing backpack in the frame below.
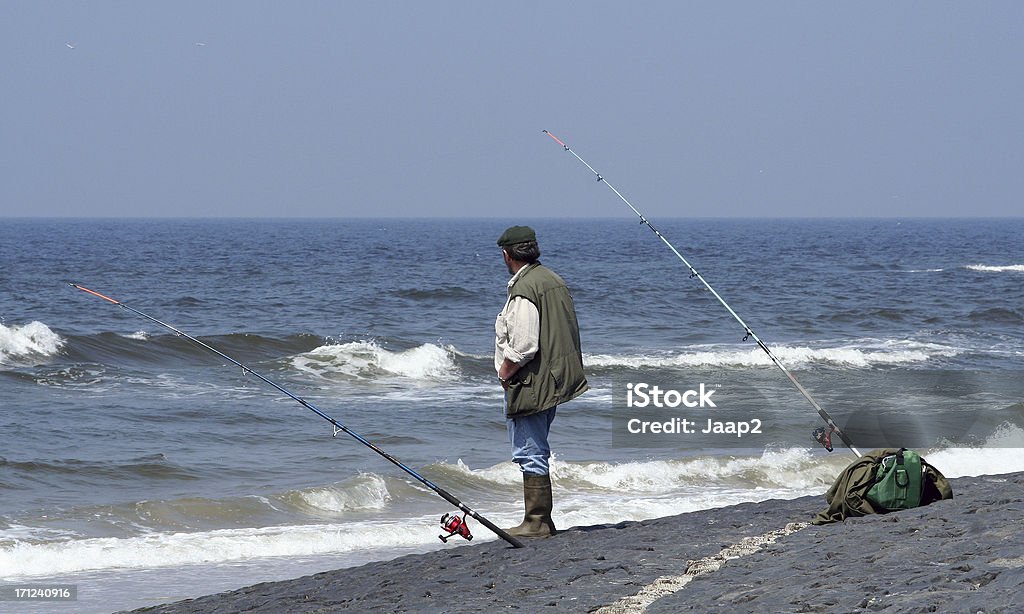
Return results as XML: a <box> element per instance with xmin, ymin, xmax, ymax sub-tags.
<box><xmin>865</xmin><ymin>448</ymin><xmax>923</xmax><ymax>511</ymax></box>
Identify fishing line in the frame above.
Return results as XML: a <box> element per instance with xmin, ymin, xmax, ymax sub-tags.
<box><xmin>541</xmin><ymin>130</ymin><xmax>861</xmax><ymax>457</ymax></box>
<box><xmin>68</xmin><ymin>282</ymin><xmax>524</xmax><ymax>548</ymax></box>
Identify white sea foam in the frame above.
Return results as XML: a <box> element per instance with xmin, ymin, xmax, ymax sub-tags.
<box><xmin>448</xmin><ymin>448</ymin><xmax>841</xmax><ymax>493</ymax></box>
<box><xmin>549</xmin><ymin>435</ymin><xmax>1024</xmax><ymax>527</ymax></box>
<box><xmin>291</xmin><ymin>340</ymin><xmax>459</xmax><ymax>381</ymax></box>
<box><xmin>0</xmin><ymin>517</ymin><xmax>439</xmax><ymax>578</ymax></box>
<box><xmin>426</xmin><ymin>454</ymin><xmax>833</xmax><ymax>538</ymax></box>
<box><xmin>449</xmin><ymin>458</ymin><xmax>523</xmax><ymax>486</ymax></box>
<box><xmin>549</xmin><ymin>449</ymin><xmax>840</xmax><ymax>528</ymax></box>
<box><xmin>0</xmin><ymin>321</ymin><xmax>64</xmax><ymax>366</ymax></box>
<box><xmin>0</xmin><ymin>524</ymin><xmax>80</xmax><ymax>543</ymax></box>
<box><xmin>584</xmin><ymin>339</ymin><xmax>958</xmax><ymax>369</ymax></box>
<box><xmin>924</xmin><ymin>424</ymin><xmax>1024</xmax><ymax>478</ymax></box>
<box><xmin>555</xmin><ymin>487</ymin><xmax>808</xmax><ymax>529</ymax></box>
<box><xmin>964</xmin><ymin>264</ymin><xmax>1024</xmax><ymax>273</ymax></box>
<box><xmin>554</xmin><ymin>448</ymin><xmax>839</xmax><ymax>492</ymax></box>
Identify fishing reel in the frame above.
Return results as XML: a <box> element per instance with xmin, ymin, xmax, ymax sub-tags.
<box><xmin>438</xmin><ymin>512</ymin><xmax>473</xmax><ymax>543</ymax></box>
<box><xmin>813</xmin><ymin>425</ymin><xmax>835</xmax><ymax>452</ymax></box>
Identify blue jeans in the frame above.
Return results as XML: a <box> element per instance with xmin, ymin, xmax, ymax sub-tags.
<box><xmin>506</xmin><ymin>402</ymin><xmax>557</xmax><ymax>476</ymax></box>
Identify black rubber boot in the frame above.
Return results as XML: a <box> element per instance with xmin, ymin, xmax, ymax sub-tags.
<box><xmin>505</xmin><ymin>473</ymin><xmax>556</xmax><ymax>537</ymax></box>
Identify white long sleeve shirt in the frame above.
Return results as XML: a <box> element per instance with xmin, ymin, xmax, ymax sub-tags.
<box><xmin>494</xmin><ymin>264</ymin><xmax>541</xmax><ymax>373</ymax></box>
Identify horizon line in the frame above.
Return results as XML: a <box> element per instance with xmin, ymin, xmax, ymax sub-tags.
<box><xmin>3</xmin><ymin>214</ymin><xmax>1023</xmax><ymax>221</ymax></box>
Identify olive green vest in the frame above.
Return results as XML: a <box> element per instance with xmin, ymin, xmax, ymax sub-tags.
<box><xmin>505</xmin><ymin>263</ymin><xmax>589</xmax><ymax>417</ymax></box>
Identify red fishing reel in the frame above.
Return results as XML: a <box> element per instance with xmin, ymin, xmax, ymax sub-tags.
<box><xmin>439</xmin><ymin>512</ymin><xmax>473</xmax><ymax>543</ymax></box>
<box><xmin>813</xmin><ymin>425</ymin><xmax>835</xmax><ymax>452</ymax></box>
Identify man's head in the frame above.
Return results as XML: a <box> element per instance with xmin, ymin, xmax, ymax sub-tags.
<box><xmin>498</xmin><ymin>226</ymin><xmax>541</xmax><ymax>273</ymax></box>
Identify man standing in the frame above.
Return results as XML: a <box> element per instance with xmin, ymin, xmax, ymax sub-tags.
<box><xmin>495</xmin><ymin>225</ymin><xmax>588</xmax><ymax>537</ymax></box>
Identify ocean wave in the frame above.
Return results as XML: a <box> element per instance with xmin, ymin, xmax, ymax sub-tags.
<box><xmin>0</xmin><ymin>516</ymin><xmax>440</xmax><ymax>578</ymax></box>
<box><xmin>964</xmin><ymin>264</ymin><xmax>1024</xmax><ymax>273</ymax></box>
<box><xmin>437</xmin><ymin>425</ymin><xmax>1024</xmax><ymax>501</ymax></box>
<box><xmin>549</xmin><ymin>448</ymin><xmax>837</xmax><ymax>492</ymax></box>
<box><xmin>549</xmin><ymin>434</ymin><xmax>1024</xmax><ymax>526</ymax></box>
<box><xmin>108</xmin><ymin>473</ymin><xmax>419</xmax><ymax>532</ymax></box>
<box><xmin>0</xmin><ymin>321</ymin><xmax>64</xmax><ymax>366</ymax></box>
<box><xmin>391</xmin><ymin>286</ymin><xmax>479</xmax><ymax>301</ymax></box>
<box><xmin>128</xmin><ymin>495</ymin><xmax>288</xmax><ymax>532</ymax></box>
<box><xmin>584</xmin><ymin>339</ymin><xmax>959</xmax><ymax>369</ymax></box>
<box><xmin>1</xmin><ymin>474</ymin><xmax>404</xmax><ymax>545</ymax></box>
<box><xmin>827</xmin><ymin>307</ymin><xmax>913</xmax><ymax>323</ymax></box>
<box><xmin>291</xmin><ymin>340</ymin><xmax>460</xmax><ymax>381</ymax></box>
<box><xmin>281</xmin><ymin>474</ymin><xmax>392</xmax><ymax>515</ymax></box>
<box><xmin>967</xmin><ymin>307</ymin><xmax>1023</xmax><ymax>324</ymax></box>
<box><xmin>437</xmin><ymin>449</ymin><xmax>843</xmax><ymax>493</ymax></box>
<box><xmin>0</xmin><ymin>454</ymin><xmax>202</xmax><ymax>483</ymax></box>
<box><xmin>62</xmin><ymin>330</ymin><xmax>324</xmax><ymax>367</ymax></box>
<box><xmin>436</xmin><ymin>452</ymin><xmax>843</xmax><ymax>530</ymax></box>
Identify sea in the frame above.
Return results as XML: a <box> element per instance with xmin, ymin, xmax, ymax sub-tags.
<box><xmin>1</xmin><ymin>217</ymin><xmax>1022</xmax><ymax>613</ymax></box>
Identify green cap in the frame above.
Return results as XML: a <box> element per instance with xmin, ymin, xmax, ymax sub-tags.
<box><xmin>497</xmin><ymin>225</ymin><xmax>537</xmax><ymax>247</ymax></box>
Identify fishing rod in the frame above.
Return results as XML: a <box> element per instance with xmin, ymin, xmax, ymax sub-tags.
<box><xmin>541</xmin><ymin>130</ymin><xmax>862</xmax><ymax>458</ymax></box>
<box><xmin>68</xmin><ymin>282</ymin><xmax>525</xmax><ymax>548</ymax></box>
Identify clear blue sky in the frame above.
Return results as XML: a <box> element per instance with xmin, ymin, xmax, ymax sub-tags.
<box><xmin>2</xmin><ymin>2</ymin><xmax>1021</xmax><ymax>218</ymax></box>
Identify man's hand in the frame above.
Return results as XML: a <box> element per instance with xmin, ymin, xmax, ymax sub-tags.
<box><xmin>498</xmin><ymin>358</ymin><xmax>520</xmax><ymax>389</ymax></box>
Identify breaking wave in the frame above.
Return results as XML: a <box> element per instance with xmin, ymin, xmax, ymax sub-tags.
<box><xmin>964</xmin><ymin>264</ymin><xmax>1024</xmax><ymax>273</ymax></box>
<box><xmin>283</xmin><ymin>474</ymin><xmax>393</xmax><ymax>515</ymax></box>
<box><xmin>0</xmin><ymin>321</ymin><xmax>64</xmax><ymax>366</ymax></box>
<box><xmin>584</xmin><ymin>339</ymin><xmax>959</xmax><ymax>369</ymax></box>
<box><xmin>291</xmin><ymin>340</ymin><xmax>460</xmax><ymax>381</ymax></box>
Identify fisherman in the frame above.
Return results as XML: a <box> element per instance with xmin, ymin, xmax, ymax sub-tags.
<box><xmin>495</xmin><ymin>225</ymin><xmax>588</xmax><ymax>537</ymax></box>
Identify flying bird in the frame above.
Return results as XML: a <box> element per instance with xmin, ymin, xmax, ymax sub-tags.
<box><xmin>65</xmin><ymin>42</ymin><xmax>76</xmax><ymax>49</ymax></box>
